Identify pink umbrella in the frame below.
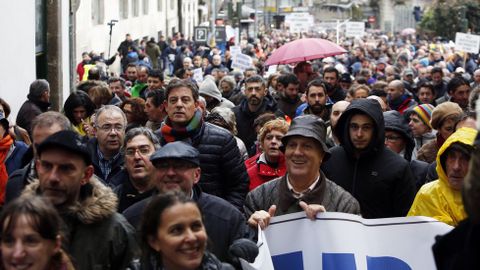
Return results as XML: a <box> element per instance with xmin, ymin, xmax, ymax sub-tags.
<box><xmin>265</xmin><ymin>38</ymin><xmax>347</xmax><ymax>66</ymax></box>
<box><xmin>401</xmin><ymin>28</ymin><xmax>416</xmax><ymax>36</ymax></box>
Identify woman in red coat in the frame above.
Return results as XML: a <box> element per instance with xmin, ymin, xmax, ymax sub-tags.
<box><xmin>246</xmin><ymin>118</ymin><xmax>289</xmax><ymax>190</ymax></box>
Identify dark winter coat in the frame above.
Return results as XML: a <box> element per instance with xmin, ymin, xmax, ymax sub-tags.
<box><xmin>16</xmin><ymin>98</ymin><xmax>50</xmax><ymax>135</ymax></box>
<box><xmin>321</xmin><ymin>99</ymin><xmax>416</xmax><ymax>218</ymax></box>
<box><xmin>244</xmin><ymin>174</ymin><xmax>361</xmax><ymax>218</ymax></box>
<box><xmin>23</xmin><ymin>177</ymin><xmax>137</xmax><ymax>270</ymax></box>
<box><xmin>232</xmin><ymin>95</ymin><xmax>282</xmax><ymax>156</ymax></box>
<box><xmin>112</xmin><ymin>168</ymin><xmax>156</xmax><ymax>213</ymax></box>
<box><xmin>433</xmin><ymin>219</ymin><xmax>480</xmax><ymax>270</ymax></box>
<box><xmin>5</xmin><ymin>161</ymin><xmax>35</xmax><ymax>204</ymax></box>
<box><xmin>123</xmin><ymin>185</ymin><xmax>248</xmax><ymax>262</ymax></box>
<box><xmin>276</xmin><ymin>94</ymin><xmax>303</xmax><ymax>120</ymax></box>
<box><xmin>383</xmin><ymin>110</ymin><xmax>415</xmax><ymax>161</ymax></box>
<box><xmin>157</xmin><ymin>122</ymin><xmax>249</xmax><ymax>212</ymax></box>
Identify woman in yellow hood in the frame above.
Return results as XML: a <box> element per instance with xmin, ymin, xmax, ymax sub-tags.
<box><xmin>408</xmin><ymin>127</ymin><xmax>477</xmax><ymax>226</ymax></box>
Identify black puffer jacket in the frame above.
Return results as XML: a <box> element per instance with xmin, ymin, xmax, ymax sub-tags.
<box><xmin>16</xmin><ymin>98</ymin><xmax>50</xmax><ymax>135</ymax></box>
<box><xmin>232</xmin><ymin>95</ymin><xmax>282</xmax><ymax>156</ymax></box>
<box><xmin>157</xmin><ymin>122</ymin><xmax>249</xmax><ymax>211</ymax></box>
<box><xmin>321</xmin><ymin>99</ymin><xmax>416</xmax><ymax>218</ymax></box>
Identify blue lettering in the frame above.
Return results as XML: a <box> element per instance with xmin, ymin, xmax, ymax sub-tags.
<box><xmin>366</xmin><ymin>256</ymin><xmax>412</xmax><ymax>270</ymax></box>
<box><xmin>323</xmin><ymin>253</ymin><xmax>357</xmax><ymax>270</ymax></box>
<box><xmin>272</xmin><ymin>251</ymin><xmax>304</xmax><ymax>270</ymax></box>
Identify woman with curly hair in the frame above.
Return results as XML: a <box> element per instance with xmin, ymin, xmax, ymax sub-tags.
<box><xmin>63</xmin><ymin>91</ymin><xmax>96</xmax><ymax>136</ymax></box>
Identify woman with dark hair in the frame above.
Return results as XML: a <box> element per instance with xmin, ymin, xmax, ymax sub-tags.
<box><xmin>140</xmin><ymin>192</ymin><xmax>233</xmax><ymax>270</ymax></box>
<box><xmin>0</xmin><ymin>195</ymin><xmax>74</xmax><ymax>270</ymax></box>
<box><xmin>120</xmin><ymin>98</ymin><xmax>148</xmax><ymax>131</ymax></box>
<box><xmin>63</xmin><ymin>91</ymin><xmax>96</xmax><ymax>136</ymax></box>
<box><xmin>87</xmin><ymin>82</ymin><xmax>122</xmax><ymax>109</ymax></box>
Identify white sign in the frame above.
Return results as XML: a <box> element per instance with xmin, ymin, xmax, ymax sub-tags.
<box><xmin>264</xmin><ymin>65</ymin><xmax>278</xmax><ymax>78</ymax></box>
<box><xmin>346</xmin><ymin>22</ymin><xmax>365</xmax><ymax>37</ymax></box>
<box><xmin>231</xmin><ymin>53</ymin><xmax>253</xmax><ymax>71</ymax></box>
<box><xmin>192</xmin><ymin>68</ymin><xmax>203</xmax><ymax>83</ymax></box>
<box><xmin>285</xmin><ymin>13</ymin><xmax>314</xmax><ymax>33</ymax></box>
<box><xmin>230</xmin><ymin>46</ymin><xmax>241</xmax><ymax>58</ymax></box>
<box><xmin>455</xmin><ymin>32</ymin><xmax>480</xmax><ymax>53</ymax></box>
<box><xmin>242</xmin><ymin>212</ymin><xmax>452</xmax><ymax>270</ymax></box>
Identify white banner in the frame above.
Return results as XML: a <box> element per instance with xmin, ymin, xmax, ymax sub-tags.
<box><xmin>455</xmin><ymin>32</ymin><xmax>480</xmax><ymax>53</ymax></box>
<box><xmin>346</xmin><ymin>22</ymin><xmax>365</xmax><ymax>37</ymax></box>
<box><xmin>285</xmin><ymin>13</ymin><xmax>314</xmax><ymax>33</ymax></box>
<box><xmin>242</xmin><ymin>212</ymin><xmax>452</xmax><ymax>270</ymax></box>
<box><xmin>230</xmin><ymin>46</ymin><xmax>241</xmax><ymax>58</ymax></box>
<box><xmin>231</xmin><ymin>53</ymin><xmax>253</xmax><ymax>71</ymax></box>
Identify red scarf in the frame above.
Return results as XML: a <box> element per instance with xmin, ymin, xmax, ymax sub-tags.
<box><xmin>0</xmin><ymin>135</ymin><xmax>13</xmax><ymax>205</ymax></box>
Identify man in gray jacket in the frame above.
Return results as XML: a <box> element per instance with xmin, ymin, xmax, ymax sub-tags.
<box><xmin>245</xmin><ymin>115</ymin><xmax>360</xmax><ymax>229</ymax></box>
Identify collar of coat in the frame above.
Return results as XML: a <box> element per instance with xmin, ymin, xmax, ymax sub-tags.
<box><xmin>22</xmin><ymin>176</ymin><xmax>118</xmax><ymax>225</ymax></box>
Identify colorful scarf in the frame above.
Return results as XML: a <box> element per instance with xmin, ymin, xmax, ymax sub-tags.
<box><xmin>160</xmin><ymin>109</ymin><xmax>203</xmax><ymax>143</ymax></box>
<box><xmin>0</xmin><ymin>134</ymin><xmax>14</xmax><ymax>204</ymax></box>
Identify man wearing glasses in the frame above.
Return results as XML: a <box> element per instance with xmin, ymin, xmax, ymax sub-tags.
<box><xmin>88</xmin><ymin>105</ymin><xmax>126</xmax><ymax>185</ymax></box>
<box><xmin>322</xmin><ymin>99</ymin><xmax>416</xmax><ymax>218</ymax></box>
<box><xmin>112</xmin><ymin>127</ymin><xmax>159</xmax><ymax>212</ymax></box>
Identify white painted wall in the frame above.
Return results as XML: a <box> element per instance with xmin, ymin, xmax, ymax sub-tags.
<box><xmin>181</xmin><ymin>0</ymin><xmax>199</xmax><ymax>38</ymax></box>
<box><xmin>75</xmin><ymin>0</ymin><xmax>176</xmax><ymax>74</ymax></box>
<box><xmin>0</xmin><ymin>1</ymin><xmax>36</xmax><ymax>123</ymax></box>
<box><xmin>61</xmin><ymin>1</ymin><xmax>71</xmax><ymax>108</ymax></box>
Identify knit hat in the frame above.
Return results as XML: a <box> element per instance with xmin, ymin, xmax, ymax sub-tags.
<box><xmin>199</xmin><ymin>77</ymin><xmax>222</xmax><ymax>103</ymax></box>
<box><xmin>411</xmin><ymin>104</ymin><xmax>435</xmax><ymax>129</ymax></box>
<box><xmin>430</xmin><ymin>101</ymin><xmax>463</xmax><ymax>130</ymax></box>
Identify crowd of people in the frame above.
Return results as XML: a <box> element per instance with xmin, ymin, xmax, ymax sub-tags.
<box><xmin>1</xmin><ymin>28</ymin><xmax>480</xmax><ymax>269</ymax></box>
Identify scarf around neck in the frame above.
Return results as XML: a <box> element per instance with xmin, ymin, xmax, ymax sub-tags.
<box><xmin>160</xmin><ymin>109</ymin><xmax>203</xmax><ymax>143</ymax></box>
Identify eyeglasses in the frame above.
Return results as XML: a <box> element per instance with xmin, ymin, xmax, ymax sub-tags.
<box><xmin>385</xmin><ymin>135</ymin><xmax>402</xmax><ymax>142</ymax></box>
<box><xmin>97</xmin><ymin>124</ymin><xmax>124</xmax><ymax>133</ymax></box>
<box><xmin>125</xmin><ymin>146</ymin><xmax>152</xmax><ymax>157</ymax></box>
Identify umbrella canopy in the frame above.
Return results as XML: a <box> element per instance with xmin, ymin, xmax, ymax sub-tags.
<box><xmin>401</xmin><ymin>28</ymin><xmax>416</xmax><ymax>36</ymax></box>
<box><xmin>265</xmin><ymin>38</ymin><xmax>347</xmax><ymax>66</ymax></box>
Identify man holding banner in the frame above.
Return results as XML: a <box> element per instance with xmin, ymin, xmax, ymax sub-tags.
<box><xmin>244</xmin><ymin>115</ymin><xmax>360</xmax><ymax>230</ymax></box>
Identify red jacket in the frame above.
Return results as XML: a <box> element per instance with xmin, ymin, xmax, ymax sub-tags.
<box><xmin>246</xmin><ymin>153</ymin><xmax>287</xmax><ymax>191</ymax></box>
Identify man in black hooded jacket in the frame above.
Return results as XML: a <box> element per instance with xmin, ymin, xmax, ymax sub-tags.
<box><xmin>321</xmin><ymin>99</ymin><xmax>416</xmax><ymax>218</ymax></box>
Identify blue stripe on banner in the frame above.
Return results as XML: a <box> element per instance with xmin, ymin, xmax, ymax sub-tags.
<box><xmin>272</xmin><ymin>251</ymin><xmax>304</xmax><ymax>270</ymax></box>
<box><xmin>366</xmin><ymin>256</ymin><xmax>412</xmax><ymax>270</ymax></box>
<box><xmin>323</xmin><ymin>253</ymin><xmax>357</xmax><ymax>270</ymax></box>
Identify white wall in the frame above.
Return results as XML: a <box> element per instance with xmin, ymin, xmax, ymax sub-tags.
<box><xmin>0</xmin><ymin>1</ymin><xmax>36</xmax><ymax>123</ymax></box>
<box><xmin>61</xmin><ymin>1</ymin><xmax>71</xmax><ymax>108</ymax></box>
<box><xmin>75</xmin><ymin>0</ymin><xmax>175</xmax><ymax>74</ymax></box>
<box><xmin>181</xmin><ymin>0</ymin><xmax>199</xmax><ymax>38</ymax></box>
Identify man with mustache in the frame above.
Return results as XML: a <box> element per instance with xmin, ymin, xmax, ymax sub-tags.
<box><xmin>322</xmin><ymin>99</ymin><xmax>416</xmax><ymax>218</ymax></box>
<box><xmin>88</xmin><ymin>105</ymin><xmax>126</xmax><ymax>186</ymax></box>
<box><xmin>112</xmin><ymin>127</ymin><xmax>158</xmax><ymax>212</ymax></box>
<box><xmin>233</xmin><ymin>75</ymin><xmax>282</xmax><ymax>156</ymax></box>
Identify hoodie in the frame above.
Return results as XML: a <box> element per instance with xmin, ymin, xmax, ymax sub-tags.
<box><xmin>408</xmin><ymin>127</ymin><xmax>477</xmax><ymax>226</ymax></box>
<box><xmin>322</xmin><ymin>99</ymin><xmax>416</xmax><ymax>218</ymax></box>
<box><xmin>199</xmin><ymin>78</ymin><xmax>234</xmax><ymax>109</ymax></box>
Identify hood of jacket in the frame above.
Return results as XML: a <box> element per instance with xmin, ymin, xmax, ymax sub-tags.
<box><xmin>334</xmin><ymin>98</ymin><xmax>385</xmax><ymax>157</ymax></box>
<box><xmin>436</xmin><ymin>127</ymin><xmax>477</xmax><ymax>187</ymax></box>
<box><xmin>199</xmin><ymin>78</ymin><xmax>222</xmax><ymax>102</ymax></box>
<box><xmin>383</xmin><ymin>110</ymin><xmax>415</xmax><ymax>159</ymax></box>
<box><xmin>22</xmin><ymin>176</ymin><xmax>118</xmax><ymax>224</ymax></box>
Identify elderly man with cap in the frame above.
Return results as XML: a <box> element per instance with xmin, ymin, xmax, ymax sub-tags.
<box><xmin>244</xmin><ymin>115</ymin><xmax>360</xmax><ymax>230</ymax></box>
<box><xmin>123</xmin><ymin>141</ymin><xmax>248</xmax><ymax>262</ymax></box>
<box><xmin>23</xmin><ymin>130</ymin><xmax>137</xmax><ymax>269</ymax></box>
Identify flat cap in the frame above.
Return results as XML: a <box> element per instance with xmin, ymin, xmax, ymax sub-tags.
<box><xmin>150</xmin><ymin>141</ymin><xmax>200</xmax><ymax>166</ymax></box>
<box><xmin>37</xmin><ymin>130</ymin><xmax>91</xmax><ymax>165</ymax></box>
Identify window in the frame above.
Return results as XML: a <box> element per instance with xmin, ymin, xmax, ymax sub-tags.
<box><xmin>143</xmin><ymin>0</ymin><xmax>149</xmax><ymax>14</ymax></box>
<box><xmin>119</xmin><ymin>0</ymin><xmax>128</xmax><ymax>19</ymax></box>
<box><xmin>157</xmin><ymin>0</ymin><xmax>163</xmax><ymax>11</ymax></box>
<box><xmin>132</xmin><ymin>0</ymin><xmax>139</xmax><ymax>17</ymax></box>
<box><xmin>92</xmin><ymin>0</ymin><xmax>105</xmax><ymax>25</ymax></box>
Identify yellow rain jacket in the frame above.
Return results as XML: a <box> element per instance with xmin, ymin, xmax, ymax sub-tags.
<box><xmin>408</xmin><ymin>127</ymin><xmax>477</xmax><ymax>226</ymax></box>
